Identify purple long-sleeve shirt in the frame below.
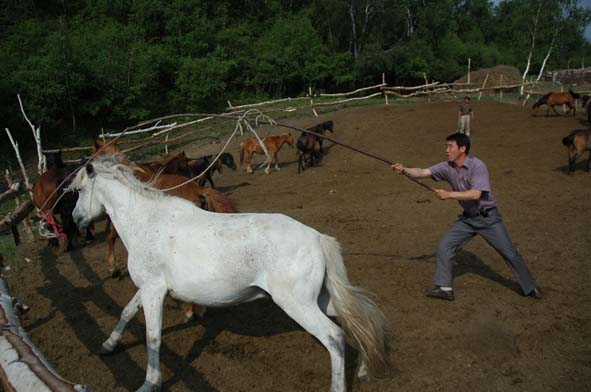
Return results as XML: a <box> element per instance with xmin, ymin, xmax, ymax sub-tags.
<box><xmin>428</xmin><ymin>155</ymin><xmax>497</xmax><ymax>215</ymax></box>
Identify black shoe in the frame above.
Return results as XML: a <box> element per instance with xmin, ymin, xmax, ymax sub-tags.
<box><xmin>527</xmin><ymin>287</ymin><xmax>543</xmax><ymax>299</ymax></box>
<box><xmin>427</xmin><ymin>287</ymin><xmax>455</xmax><ymax>301</ymax></box>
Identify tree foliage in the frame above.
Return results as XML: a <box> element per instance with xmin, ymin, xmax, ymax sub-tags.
<box><xmin>1</xmin><ymin>0</ymin><xmax>590</xmax><ymax>148</ymax></box>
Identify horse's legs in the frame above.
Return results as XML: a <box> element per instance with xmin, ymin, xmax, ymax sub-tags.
<box><xmin>571</xmin><ymin>151</ymin><xmax>582</xmax><ymax>173</ymax></box>
<box><xmin>246</xmin><ymin>150</ymin><xmax>255</xmax><ymax>173</ymax></box>
<box><xmin>319</xmin><ymin>139</ymin><xmax>324</xmax><ymax>154</ymax></box>
<box><xmin>207</xmin><ymin>174</ymin><xmax>215</xmax><ymax>189</ymax></box>
<box><xmin>100</xmin><ymin>290</ymin><xmax>142</xmax><ymax>354</ymax></box>
<box><xmin>297</xmin><ymin>151</ymin><xmax>304</xmax><ymax>173</ymax></box>
<box><xmin>137</xmin><ymin>283</ymin><xmax>167</xmax><ymax>392</ymax></box>
<box><xmin>274</xmin><ymin>294</ymin><xmax>346</xmax><ymax>392</ymax></box>
<box><xmin>107</xmin><ymin>223</ymin><xmax>120</xmax><ymax>277</ymax></box>
<box><xmin>551</xmin><ymin>105</ymin><xmax>560</xmax><ymax>116</ymax></box>
<box><xmin>183</xmin><ymin>304</ymin><xmax>207</xmax><ymax>323</ymax></box>
<box><xmin>273</xmin><ymin>152</ymin><xmax>280</xmax><ymax>171</ymax></box>
<box><xmin>317</xmin><ymin>288</ymin><xmax>369</xmax><ymax>381</ymax></box>
<box><xmin>62</xmin><ymin>213</ymin><xmax>80</xmax><ymax>251</ymax></box>
<box><xmin>587</xmin><ymin>150</ymin><xmax>591</xmax><ymax>172</ymax></box>
<box><xmin>264</xmin><ymin>152</ymin><xmax>273</xmax><ymax>174</ymax></box>
<box><xmin>85</xmin><ymin>223</ymin><xmax>95</xmax><ymax>241</ymax></box>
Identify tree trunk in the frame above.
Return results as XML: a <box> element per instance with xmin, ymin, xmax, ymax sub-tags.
<box><xmin>521</xmin><ymin>2</ymin><xmax>542</xmax><ymax>95</ymax></box>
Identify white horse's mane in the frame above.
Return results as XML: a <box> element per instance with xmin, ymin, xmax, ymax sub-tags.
<box><xmin>70</xmin><ymin>154</ymin><xmax>167</xmax><ymax>201</ymax></box>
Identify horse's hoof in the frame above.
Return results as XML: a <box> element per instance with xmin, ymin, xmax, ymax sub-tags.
<box><xmin>183</xmin><ymin>312</ymin><xmax>196</xmax><ymax>323</ymax></box>
<box><xmin>96</xmin><ymin>344</ymin><xmax>116</xmax><ymax>356</ymax></box>
<box><xmin>136</xmin><ymin>381</ymin><xmax>161</xmax><ymax>392</ymax></box>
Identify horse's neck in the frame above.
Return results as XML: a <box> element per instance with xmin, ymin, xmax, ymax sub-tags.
<box><xmin>97</xmin><ymin>177</ymin><xmax>156</xmax><ymax>243</ymax></box>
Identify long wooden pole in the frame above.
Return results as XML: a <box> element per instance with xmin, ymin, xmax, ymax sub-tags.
<box><xmin>272</xmin><ymin>121</ymin><xmax>435</xmax><ymax>192</ymax></box>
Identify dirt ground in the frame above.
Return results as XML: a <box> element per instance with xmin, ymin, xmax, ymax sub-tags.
<box><xmin>5</xmin><ymin>100</ymin><xmax>591</xmax><ymax>392</ymax></box>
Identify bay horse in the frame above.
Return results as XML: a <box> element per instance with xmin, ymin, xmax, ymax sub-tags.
<box><xmin>186</xmin><ymin>152</ymin><xmax>237</xmax><ymax>188</ymax></box>
<box><xmin>562</xmin><ymin>129</ymin><xmax>591</xmax><ymax>173</ymax></box>
<box><xmin>532</xmin><ymin>89</ymin><xmax>579</xmax><ymax>117</ymax></box>
<box><xmin>297</xmin><ymin>120</ymin><xmax>334</xmax><ymax>173</ymax></box>
<box><xmin>71</xmin><ymin>156</ymin><xmax>390</xmax><ymax>392</ymax></box>
<box><xmin>33</xmin><ymin>150</ymin><xmax>93</xmax><ymax>250</ymax></box>
<box><xmin>142</xmin><ymin>151</ymin><xmax>191</xmax><ymax>176</ymax></box>
<box><xmin>239</xmin><ymin>133</ymin><xmax>295</xmax><ymax>174</ymax></box>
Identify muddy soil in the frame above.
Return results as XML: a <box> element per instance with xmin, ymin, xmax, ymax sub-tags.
<box><xmin>7</xmin><ymin>100</ymin><xmax>591</xmax><ymax>391</ymax></box>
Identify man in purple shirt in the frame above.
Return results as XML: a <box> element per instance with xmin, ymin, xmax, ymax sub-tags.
<box><xmin>391</xmin><ymin>133</ymin><xmax>542</xmax><ymax>301</ymax></box>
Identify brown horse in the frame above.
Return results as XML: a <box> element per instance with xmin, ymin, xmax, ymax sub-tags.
<box><xmin>142</xmin><ymin>151</ymin><xmax>191</xmax><ymax>176</ymax></box>
<box><xmin>33</xmin><ymin>150</ymin><xmax>93</xmax><ymax>250</ymax></box>
<box><xmin>93</xmin><ymin>140</ymin><xmax>120</xmax><ymax>156</ymax></box>
<box><xmin>297</xmin><ymin>120</ymin><xmax>334</xmax><ymax>173</ymax></box>
<box><xmin>562</xmin><ymin>129</ymin><xmax>591</xmax><ymax>173</ymax></box>
<box><xmin>239</xmin><ymin>133</ymin><xmax>295</xmax><ymax>174</ymax></box>
<box><xmin>186</xmin><ymin>152</ymin><xmax>237</xmax><ymax>188</ymax></box>
<box><xmin>533</xmin><ymin>90</ymin><xmax>579</xmax><ymax>117</ymax></box>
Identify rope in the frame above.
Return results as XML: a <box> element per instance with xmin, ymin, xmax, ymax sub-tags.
<box><xmin>38</xmin><ymin>133</ymin><xmax>130</xmax><ymax>215</ymax></box>
<box><xmin>157</xmin><ymin>109</ymin><xmax>274</xmax><ymax>192</ymax></box>
<box><xmin>267</xmin><ymin>120</ymin><xmax>435</xmax><ymax>192</ymax></box>
<box><xmin>39</xmin><ymin>109</ymin><xmax>434</xmax><ymax>218</ymax></box>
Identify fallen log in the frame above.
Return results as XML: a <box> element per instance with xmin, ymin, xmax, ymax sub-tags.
<box><xmin>0</xmin><ymin>201</ymin><xmax>34</xmax><ymax>234</ymax></box>
<box><xmin>0</xmin><ymin>266</ymin><xmax>89</xmax><ymax>391</ymax></box>
<box><xmin>0</xmin><ymin>182</ymin><xmax>24</xmax><ymax>205</ymax></box>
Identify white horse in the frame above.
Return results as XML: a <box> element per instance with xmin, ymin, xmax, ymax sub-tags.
<box><xmin>70</xmin><ymin>156</ymin><xmax>389</xmax><ymax>392</ymax></box>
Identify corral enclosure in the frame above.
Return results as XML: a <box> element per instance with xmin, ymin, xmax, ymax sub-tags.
<box><xmin>5</xmin><ymin>100</ymin><xmax>591</xmax><ymax>391</ymax></box>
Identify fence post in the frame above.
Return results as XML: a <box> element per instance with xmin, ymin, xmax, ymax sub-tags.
<box><xmin>561</xmin><ymin>85</ymin><xmax>566</xmax><ymax>113</ymax></box>
<box><xmin>478</xmin><ymin>73</ymin><xmax>489</xmax><ymax>101</ymax></box>
<box><xmin>309</xmin><ymin>86</ymin><xmax>318</xmax><ymax>117</ymax></box>
<box><xmin>467</xmin><ymin>58</ymin><xmax>471</xmax><ymax>85</ymax></box>
<box><xmin>4</xmin><ymin>168</ymin><xmax>34</xmax><ymax>242</ymax></box>
<box><xmin>499</xmin><ymin>74</ymin><xmax>503</xmax><ymax>101</ymax></box>
<box><xmin>423</xmin><ymin>73</ymin><xmax>431</xmax><ymax>103</ymax></box>
<box><xmin>382</xmin><ymin>73</ymin><xmax>388</xmax><ymax>105</ymax></box>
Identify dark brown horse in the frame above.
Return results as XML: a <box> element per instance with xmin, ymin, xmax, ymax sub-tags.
<box><xmin>239</xmin><ymin>133</ymin><xmax>295</xmax><ymax>174</ymax></box>
<box><xmin>562</xmin><ymin>129</ymin><xmax>591</xmax><ymax>173</ymax></box>
<box><xmin>533</xmin><ymin>90</ymin><xmax>579</xmax><ymax>117</ymax></box>
<box><xmin>33</xmin><ymin>150</ymin><xmax>93</xmax><ymax>250</ymax></box>
<box><xmin>186</xmin><ymin>152</ymin><xmax>237</xmax><ymax>188</ymax></box>
<box><xmin>297</xmin><ymin>120</ymin><xmax>334</xmax><ymax>173</ymax></box>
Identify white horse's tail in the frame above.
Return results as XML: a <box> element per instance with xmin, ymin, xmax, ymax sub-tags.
<box><xmin>320</xmin><ymin>235</ymin><xmax>390</xmax><ymax>379</ymax></box>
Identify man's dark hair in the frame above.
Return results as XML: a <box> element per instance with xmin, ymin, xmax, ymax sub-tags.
<box><xmin>446</xmin><ymin>133</ymin><xmax>471</xmax><ymax>154</ymax></box>
<box><xmin>464</xmin><ymin>96</ymin><xmax>471</xmax><ymax>101</ymax></box>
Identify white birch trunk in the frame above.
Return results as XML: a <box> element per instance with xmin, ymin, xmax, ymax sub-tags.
<box><xmin>521</xmin><ymin>2</ymin><xmax>542</xmax><ymax>96</ymax></box>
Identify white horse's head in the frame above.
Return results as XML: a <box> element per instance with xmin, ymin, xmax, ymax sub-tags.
<box><xmin>70</xmin><ymin>163</ymin><xmax>105</xmax><ymax>229</ymax></box>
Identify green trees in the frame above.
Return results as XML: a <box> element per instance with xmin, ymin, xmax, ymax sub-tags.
<box><xmin>1</xmin><ymin>0</ymin><xmax>590</xmax><ymax>149</ymax></box>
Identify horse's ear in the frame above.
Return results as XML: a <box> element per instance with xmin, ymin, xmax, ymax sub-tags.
<box><xmin>86</xmin><ymin>163</ymin><xmax>96</xmax><ymax>178</ymax></box>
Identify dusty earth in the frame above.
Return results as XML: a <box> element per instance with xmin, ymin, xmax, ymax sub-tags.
<box><xmin>5</xmin><ymin>100</ymin><xmax>591</xmax><ymax>392</ymax></box>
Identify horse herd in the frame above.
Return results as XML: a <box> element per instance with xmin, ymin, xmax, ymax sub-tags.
<box><xmin>532</xmin><ymin>89</ymin><xmax>591</xmax><ymax>173</ymax></box>
<box><xmin>30</xmin><ymin>118</ymin><xmax>391</xmax><ymax>391</ymax></box>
